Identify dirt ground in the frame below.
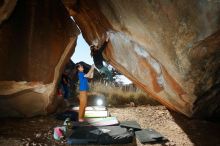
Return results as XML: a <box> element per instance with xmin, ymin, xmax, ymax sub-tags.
<box><xmin>0</xmin><ymin>105</ymin><xmax>220</xmax><ymax>146</ymax></box>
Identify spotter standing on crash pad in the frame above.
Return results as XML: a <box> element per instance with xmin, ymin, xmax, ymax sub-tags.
<box><xmin>76</xmin><ymin>63</ymin><xmax>95</xmax><ymax>122</ymax></box>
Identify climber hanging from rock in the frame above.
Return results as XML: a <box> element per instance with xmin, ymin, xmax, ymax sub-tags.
<box><xmin>90</xmin><ymin>34</ymin><xmax>114</xmax><ymax>82</ymax></box>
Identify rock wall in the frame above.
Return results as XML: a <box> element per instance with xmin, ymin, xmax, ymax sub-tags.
<box><xmin>64</xmin><ymin>0</ymin><xmax>220</xmax><ymax>118</ymax></box>
<box><xmin>0</xmin><ymin>0</ymin><xmax>16</xmax><ymax>24</ymax></box>
<box><xmin>0</xmin><ymin>0</ymin><xmax>79</xmax><ymax>117</ymax></box>
<box><xmin>0</xmin><ymin>0</ymin><xmax>219</xmax><ymax>118</ymax></box>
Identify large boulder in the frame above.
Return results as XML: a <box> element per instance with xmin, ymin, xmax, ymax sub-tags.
<box><xmin>0</xmin><ymin>0</ymin><xmax>79</xmax><ymax>117</ymax></box>
<box><xmin>63</xmin><ymin>0</ymin><xmax>220</xmax><ymax>118</ymax></box>
<box><xmin>0</xmin><ymin>0</ymin><xmax>219</xmax><ymax>118</ymax></box>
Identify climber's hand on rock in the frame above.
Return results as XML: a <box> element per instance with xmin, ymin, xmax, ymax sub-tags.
<box><xmin>106</xmin><ymin>35</ymin><xmax>110</xmax><ymax>42</ymax></box>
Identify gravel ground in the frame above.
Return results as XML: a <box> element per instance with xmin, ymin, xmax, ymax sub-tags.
<box><xmin>0</xmin><ymin>105</ymin><xmax>220</xmax><ymax>146</ymax></box>
<box><xmin>109</xmin><ymin>106</ymin><xmax>220</xmax><ymax>146</ymax></box>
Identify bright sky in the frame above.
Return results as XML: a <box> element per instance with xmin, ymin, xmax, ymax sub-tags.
<box><xmin>71</xmin><ymin>34</ymin><xmax>94</xmax><ymax>65</ymax></box>
<box><xmin>70</xmin><ymin>34</ymin><xmax>132</xmax><ymax>85</ymax></box>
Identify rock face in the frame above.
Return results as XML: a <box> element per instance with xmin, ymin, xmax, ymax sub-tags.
<box><xmin>0</xmin><ymin>0</ymin><xmax>219</xmax><ymax>118</ymax></box>
<box><xmin>0</xmin><ymin>0</ymin><xmax>79</xmax><ymax>117</ymax></box>
<box><xmin>63</xmin><ymin>0</ymin><xmax>220</xmax><ymax>118</ymax></box>
<box><xmin>0</xmin><ymin>0</ymin><xmax>16</xmax><ymax>24</ymax></box>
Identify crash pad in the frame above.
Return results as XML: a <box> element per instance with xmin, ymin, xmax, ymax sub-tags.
<box><xmin>72</xmin><ymin>106</ymin><xmax>106</xmax><ymax>111</ymax></box>
<box><xmin>67</xmin><ymin>126</ymin><xmax>134</xmax><ymax>145</ymax></box>
<box><xmin>120</xmin><ymin>120</ymin><xmax>142</xmax><ymax>130</ymax></box>
<box><xmin>67</xmin><ymin>126</ymin><xmax>99</xmax><ymax>144</ymax></box>
<box><xmin>135</xmin><ymin>128</ymin><xmax>168</xmax><ymax>144</ymax></box>
<box><xmin>84</xmin><ymin>110</ymin><xmax>109</xmax><ymax>118</ymax></box>
<box><xmin>73</xmin><ymin>117</ymin><xmax>119</xmax><ymax>127</ymax></box>
<box><xmin>71</xmin><ymin>106</ymin><xmax>108</xmax><ymax>118</ymax></box>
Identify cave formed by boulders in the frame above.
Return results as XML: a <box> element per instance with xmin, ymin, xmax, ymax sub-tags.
<box><xmin>0</xmin><ymin>0</ymin><xmax>219</xmax><ymax>119</ymax></box>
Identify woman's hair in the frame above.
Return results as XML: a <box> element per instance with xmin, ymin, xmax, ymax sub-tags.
<box><xmin>75</xmin><ymin>63</ymin><xmax>82</xmax><ymax>70</ymax></box>
<box><xmin>73</xmin><ymin>63</ymin><xmax>83</xmax><ymax>80</ymax></box>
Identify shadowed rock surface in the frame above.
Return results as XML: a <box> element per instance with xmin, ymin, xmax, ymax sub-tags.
<box><xmin>0</xmin><ymin>0</ymin><xmax>220</xmax><ymax>118</ymax></box>
<box><xmin>0</xmin><ymin>0</ymin><xmax>79</xmax><ymax>117</ymax></box>
<box><xmin>0</xmin><ymin>0</ymin><xmax>16</xmax><ymax>24</ymax></box>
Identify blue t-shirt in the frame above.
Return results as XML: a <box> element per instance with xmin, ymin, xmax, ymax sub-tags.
<box><xmin>78</xmin><ymin>72</ymin><xmax>89</xmax><ymax>91</ymax></box>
